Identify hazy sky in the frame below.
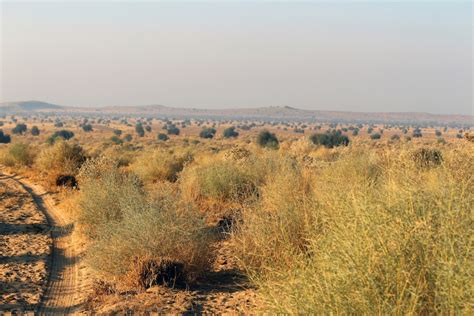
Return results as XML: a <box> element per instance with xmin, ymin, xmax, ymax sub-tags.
<box><xmin>0</xmin><ymin>1</ymin><xmax>472</xmax><ymax>114</ymax></box>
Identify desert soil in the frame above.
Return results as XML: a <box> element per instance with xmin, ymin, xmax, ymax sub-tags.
<box><xmin>0</xmin><ymin>171</ymin><xmax>90</xmax><ymax>314</ymax></box>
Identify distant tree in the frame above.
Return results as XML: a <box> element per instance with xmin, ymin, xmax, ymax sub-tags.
<box><xmin>123</xmin><ymin>134</ymin><xmax>133</xmax><ymax>142</ymax></box>
<box><xmin>157</xmin><ymin>133</ymin><xmax>169</xmax><ymax>141</ymax></box>
<box><xmin>48</xmin><ymin>130</ymin><xmax>75</xmax><ymax>144</ymax></box>
<box><xmin>412</xmin><ymin>128</ymin><xmax>423</xmax><ymax>138</ymax></box>
<box><xmin>223</xmin><ymin>126</ymin><xmax>239</xmax><ymax>138</ymax></box>
<box><xmin>456</xmin><ymin>133</ymin><xmax>463</xmax><ymax>139</ymax></box>
<box><xmin>200</xmin><ymin>127</ymin><xmax>217</xmax><ymax>139</ymax></box>
<box><xmin>0</xmin><ymin>130</ymin><xmax>11</xmax><ymax>143</ymax></box>
<box><xmin>435</xmin><ymin>130</ymin><xmax>442</xmax><ymax>137</ymax></box>
<box><xmin>310</xmin><ymin>130</ymin><xmax>349</xmax><ymax>148</ymax></box>
<box><xmin>352</xmin><ymin>128</ymin><xmax>359</xmax><ymax>136</ymax></box>
<box><xmin>54</xmin><ymin>121</ymin><xmax>64</xmax><ymax>128</ymax></box>
<box><xmin>367</xmin><ymin>127</ymin><xmax>373</xmax><ymax>134</ymax></box>
<box><xmin>135</xmin><ymin>123</ymin><xmax>145</xmax><ymax>137</ymax></box>
<box><xmin>166</xmin><ymin>126</ymin><xmax>180</xmax><ymax>135</ymax></box>
<box><xmin>370</xmin><ymin>133</ymin><xmax>382</xmax><ymax>140</ymax></box>
<box><xmin>110</xmin><ymin>135</ymin><xmax>123</xmax><ymax>145</ymax></box>
<box><xmin>257</xmin><ymin>130</ymin><xmax>279</xmax><ymax>149</ymax></box>
<box><xmin>113</xmin><ymin>129</ymin><xmax>122</xmax><ymax>136</ymax></box>
<box><xmin>82</xmin><ymin>124</ymin><xmax>93</xmax><ymax>132</ymax></box>
<box><xmin>145</xmin><ymin>125</ymin><xmax>152</xmax><ymax>132</ymax></box>
<box><xmin>31</xmin><ymin>126</ymin><xmax>40</xmax><ymax>136</ymax></box>
<box><xmin>12</xmin><ymin>123</ymin><xmax>27</xmax><ymax>135</ymax></box>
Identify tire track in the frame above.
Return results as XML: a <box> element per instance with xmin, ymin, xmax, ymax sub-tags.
<box><xmin>2</xmin><ymin>172</ymin><xmax>84</xmax><ymax>314</ymax></box>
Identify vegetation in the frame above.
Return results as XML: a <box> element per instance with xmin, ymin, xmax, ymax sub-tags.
<box><xmin>257</xmin><ymin>130</ymin><xmax>279</xmax><ymax>149</ymax></box>
<box><xmin>12</xmin><ymin>123</ymin><xmax>27</xmax><ymax>135</ymax></box>
<box><xmin>31</xmin><ymin>126</ymin><xmax>40</xmax><ymax>136</ymax></box>
<box><xmin>309</xmin><ymin>130</ymin><xmax>349</xmax><ymax>148</ymax></box>
<box><xmin>199</xmin><ymin>127</ymin><xmax>216</xmax><ymax>139</ymax></box>
<box><xmin>223</xmin><ymin>126</ymin><xmax>239</xmax><ymax>138</ymax></box>
<box><xmin>0</xmin><ymin>130</ymin><xmax>11</xmax><ymax>143</ymax></box>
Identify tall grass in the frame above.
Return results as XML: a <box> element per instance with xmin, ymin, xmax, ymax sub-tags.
<box><xmin>232</xmin><ymin>145</ymin><xmax>473</xmax><ymax>314</ymax></box>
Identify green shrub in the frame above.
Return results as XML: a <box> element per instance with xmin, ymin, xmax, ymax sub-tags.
<box><xmin>257</xmin><ymin>130</ymin><xmax>279</xmax><ymax>149</ymax></box>
<box><xmin>157</xmin><ymin>133</ymin><xmax>169</xmax><ymax>141</ymax></box>
<box><xmin>48</xmin><ymin>130</ymin><xmax>75</xmax><ymax>143</ymax></box>
<box><xmin>12</xmin><ymin>123</ymin><xmax>27</xmax><ymax>135</ymax></box>
<box><xmin>199</xmin><ymin>128</ymin><xmax>216</xmax><ymax>139</ymax></box>
<box><xmin>31</xmin><ymin>126</ymin><xmax>40</xmax><ymax>136</ymax></box>
<box><xmin>310</xmin><ymin>131</ymin><xmax>349</xmax><ymax>148</ymax></box>
<box><xmin>135</xmin><ymin>123</ymin><xmax>145</xmax><ymax>137</ymax></box>
<box><xmin>223</xmin><ymin>126</ymin><xmax>239</xmax><ymax>138</ymax></box>
<box><xmin>370</xmin><ymin>133</ymin><xmax>381</xmax><ymax>140</ymax></box>
<box><xmin>0</xmin><ymin>130</ymin><xmax>11</xmax><ymax>143</ymax></box>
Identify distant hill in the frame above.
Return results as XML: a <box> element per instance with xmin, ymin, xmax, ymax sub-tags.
<box><xmin>0</xmin><ymin>101</ymin><xmax>472</xmax><ymax>125</ymax></box>
<box><xmin>0</xmin><ymin>101</ymin><xmax>64</xmax><ymax>112</ymax></box>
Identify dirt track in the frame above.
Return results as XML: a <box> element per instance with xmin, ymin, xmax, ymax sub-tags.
<box><xmin>0</xmin><ymin>171</ymin><xmax>87</xmax><ymax>314</ymax></box>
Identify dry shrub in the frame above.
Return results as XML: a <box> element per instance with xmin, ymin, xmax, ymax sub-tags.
<box><xmin>232</xmin><ymin>146</ymin><xmax>472</xmax><ymax>314</ymax></box>
<box><xmin>0</xmin><ymin>143</ymin><xmax>35</xmax><ymax>167</ymax></box>
<box><xmin>412</xmin><ymin>147</ymin><xmax>443</xmax><ymax>168</ymax></box>
<box><xmin>79</xmin><ymin>157</ymin><xmax>214</xmax><ymax>290</ymax></box>
<box><xmin>35</xmin><ymin>140</ymin><xmax>86</xmax><ymax>181</ymax></box>
<box><xmin>131</xmin><ymin>149</ymin><xmax>193</xmax><ymax>183</ymax></box>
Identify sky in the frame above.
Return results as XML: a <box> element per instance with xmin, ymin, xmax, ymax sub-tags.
<box><xmin>0</xmin><ymin>0</ymin><xmax>472</xmax><ymax>115</ymax></box>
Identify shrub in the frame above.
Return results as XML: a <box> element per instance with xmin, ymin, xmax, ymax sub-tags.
<box><xmin>8</xmin><ymin>143</ymin><xmax>34</xmax><ymax>166</ymax></box>
<box><xmin>79</xmin><ymin>158</ymin><xmax>213</xmax><ymax>289</ymax></box>
<box><xmin>12</xmin><ymin>123</ymin><xmax>27</xmax><ymax>135</ymax></box>
<box><xmin>257</xmin><ymin>130</ymin><xmax>279</xmax><ymax>149</ymax></box>
<box><xmin>31</xmin><ymin>126</ymin><xmax>40</xmax><ymax>136</ymax></box>
<box><xmin>48</xmin><ymin>130</ymin><xmax>75</xmax><ymax>143</ymax></box>
<box><xmin>113</xmin><ymin>129</ymin><xmax>122</xmax><ymax>136</ymax></box>
<box><xmin>54</xmin><ymin>121</ymin><xmax>64</xmax><ymax>128</ymax></box>
<box><xmin>0</xmin><ymin>130</ymin><xmax>11</xmax><ymax>143</ymax></box>
<box><xmin>370</xmin><ymin>133</ymin><xmax>381</xmax><ymax>140</ymax></box>
<box><xmin>157</xmin><ymin>133</ymin><xmax>169</xmax><ymax>141</ymax></box>
<box><xmin>36</xmin><ymin>140</ymin><xmax>86</xmax><ymax>177</ymax></box>
<box><xmin>131</xmin><ymin>150</ymin><xmax>193</xmax><ymax>183</ymax></box>
<box><xmin>391</xmin><ymin>134</ymin><xmax>400</xmax><ymax>141</ymax></box>
<box><xmin>199</xmin><ymin>128</ymin><xmax>216</xmax><ymax>139</ymax></box>
<box><xmin>123</xmin><ymin>134</ymin><xmax>133</xmax><ymax>142</ymax></box>
<box><xmin>82</xmin><ymin>124</ymin><xmax>93</xmax><ymax>132</ymax></box>
<box><xmin>135</xmin><ymin>123</ymin><xmax>145</xmax><ymax>137</ymax></box>
<box><xmin>223</xmin><ymin>126</ymin><xmax>239</xmax><ymax>138</ymax></box>
<box><xmin>412</xmin><ymin>128</ymin><xmax>423</xmax><ymax>138</ymax></box>
<box><xmin>310</xmin><ymin>131</ymin><xmax>349</xmax><ymax>148</ymax></box>
<box><xmin>180</xmin><ymin>159</ymin><xmax>258</xmax><ymax>205</ymax></box>
<box><xmin>166</xmin><ymin>125</ymin><xmax>180</xmax><ymax>135</ymax></box>
<box><xmin>110</xmin><ymin>135</ymin><xmax>123</xmax><ymax>145</ymax></box>
<box><xmin>412</xmin><ymin>148</ymin><xmax>443</xmax><ymax>168</ymax></box>
<box><xmin>233</xmin><ymin>149</ymin><xmax>471</xmax><ymax>314</ymax></box>
<box><xmin>435</xmin><ymin>130</ymin><xmax>442</xmax><ymax>137</ymax></box>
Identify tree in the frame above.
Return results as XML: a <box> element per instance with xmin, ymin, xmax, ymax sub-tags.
<box><xmin>157</xmin><ymin>133</ymin><xmax>169</xmax><ymax>141</ymax></box>
<box><xmin>310</xmin><ymin>131</ymin><xmax>349</xmax><ymax>148</ymax></box>
<box><xmin>257</xmin><ymin>130</ymin><xmax>279</xmax><ymax>149</ymax></box>
<box><xmin>145</xmin><ymin>125</ymin><xmax>152</xmax><ymax>132</ymax></box>
<box><xmin>0</xmin><ymin>130</ymin><xmax>11</xmax><ymax>143</ymax></box>
<box><xmin>123</xmin><ymin>134</ymin><xmax>133</xmax><ymax>142</ymax></box>
<box><xmin>48</xmin><ymin>130</ymin><xmax>75</xmax><ymax>144</ymax></box>
<box><xmin>200</xmin><ymin>127</ymin><xmax>217</xmax><ymax>139</ymax></box>
<box><xmin>110</xmin><ymin>135</ymin><xmax>123</xmax><ymax>145</ymax></box>
<box><xmin>113</xmin><ymin>129</ymin><xmax>122</xmax><ymax>136</ymax></box>
<box><xmin>31</xmin><ymin>126</ymin><xmax>40</xmax><ymax>136</ymax></box>
<box><xmin>82</xmin><ymin>124</ymin><xmax>93</xmax><ymax>132</ymax></box>
<box><xmin>12</xmin><ymin>123</ymin><xmax>27</xmax><ymax>135</ymax></box>
<box><xmin>370</xmin><ymin>133</ymin><xmax>381</xmax><ymax>140</ymax></box>
<box><xmin>435</xmin><ymin>130</ymin><xmax>442</xmax><ymax>137</ymax></box>
<box><xmin>135</xmin><ymin>123</ymin><xmax>145</xmax><ymax>137</ymax></box>
<box><xmin>223</xmin><ymin>126</ymin><xmax>239</xmax><ymax>138</ymax></box>
<box><xmin>412</xmin><ymin>128</ymin><xmax>422</xmax><ymax>138</ymax></box>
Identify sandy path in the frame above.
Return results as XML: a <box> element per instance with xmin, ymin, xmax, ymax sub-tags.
<box><xmin>1</xmin><ymin>171</ymin><xmax>88</xmax><ymax>314</ymax></box>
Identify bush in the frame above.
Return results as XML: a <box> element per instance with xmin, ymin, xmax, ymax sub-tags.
<box><xmin>113</xmin><ymin>129</ymin><xmax>122</xmax><ymax>136</ymax></box>
<box><xmin>157</xmin><ymin>133</ymin><xmax>169</xmax><ymax>141</ymax></box>
<box><xmin>131</xmin><ymin>150</ymin><xmax>193</xmax><ymax>183</ymax></box>
<box><xmin>79</xmin><ymin>157</ymin><xmax>213</xmax><ymax>289</ymax></box>
<box><xmin>391</xmin><ymin>134</ymin><xmax>400</xmax><ymax>141</ymax></box>
<box><xmin>233</xmin><ymin>149</ymin><xmax>471</xmax><ymax>313</ymax></box>
<box><xmin>82</xmin><ymin>124</ymin><xmax>93</xmax><ymax>132</ymax></box>
<box><xmin>199</xmin><ymin>128</ymin><xmax>216</xmax><ymax>139</ymax></box>
<box><xmin>110</xmin><ymin>135</ymin><xmax>123</xmax><ymax>145</ymax></box>
<box><xmin>123</xmin><ymin>134</ymin><xmax>133</xmax><ymax>142</ymax></box>
<box><xmin>257</xmin><ymin>130</ymin><xmax>279</xmax><ymax>149</ymax></box>
<box><xmin>310</xmin><ymin>131</ymin><xmax>349</xmax><ymax>148</ymax></box>
<box><xmin>223</xmin><ymin>126</ymin><xmax>239</xmax><ymax>138</ymax></box>
<box><xmin>412</xmin><ymin>128</ymin><xmax>423</xmax><ymax>138</ymax></box>
<box><xmin>8</xmin><ymin>143</ymin><xmax>34</xmax><ymax>166</ymax></box>
<box><xmin>36</xmin><ymin>140</ymin><xmax>86</xmax><ymax>177</ymax></box>
<box><xmin>31</xmin><ymin>126</ymin><xmax>40</xmax><ymax>136</ymax></box>
<box><xmin>370</xmin><ymin>133</ymin><xmax>381</xmax><ymax>140</ymax></box>
<box><xmin>0</xmin><ymin>130</ymin><xmax>11</xmax><ymax>143</ymax></box>
<box><xmin>48</xmin><ymin>130</ymin><xmax>75</xmax><ymax>143</ymax></box>
<box><xmin>412</xmin><ymin>148</ymin><xmax>443</xmax><ymax>168</ymax></box>
<box><xmin>180</xmin><ymin>159</ymin><xmax>258</xmax><ymax>205</ymax></box>
<box><xmin>135</xmin><ymin>123</ymin><xmax>145</xmax><ymax>137</ymax></box>
<box><xmin>12</xmin><ymin>123</ymin><xmax>27</xmax><ymax>135</ymax></box>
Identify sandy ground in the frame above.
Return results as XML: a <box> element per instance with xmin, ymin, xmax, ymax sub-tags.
<box><xmin>0</xmin><ymin>173</ymin><xmax>50</xmax><ymax>310</ymax></box>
